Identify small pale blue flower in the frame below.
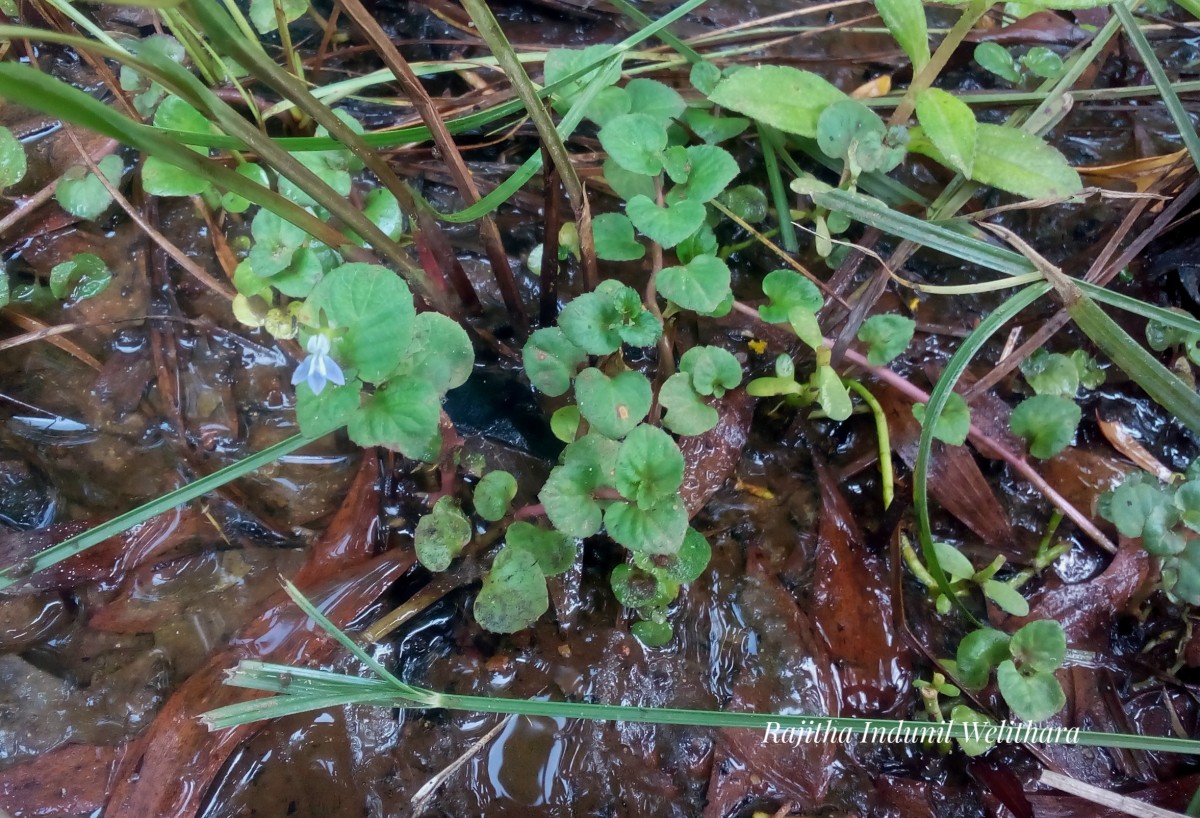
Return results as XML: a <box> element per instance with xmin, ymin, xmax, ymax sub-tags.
<box><xmin>292</xmin><ymin>332</ymin><xmax>345</xmax><ymax>395</ymax></box>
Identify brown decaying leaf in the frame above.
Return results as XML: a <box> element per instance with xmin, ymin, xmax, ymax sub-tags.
<box><xmin>679</xmin><ymin>389</ymin><xmax>756</xmax><ymax>518</ymax></box>
<box><xmin>811</xmin><ymin>461</ymin><xmax>911</xmax><ymax>716</ymax></box>
<box><xmin>0</xmin><ymin>743</ymin><xmax>123</xmax><ymax>817</ymax></box>
<box><xmin>0</xmin><ymin>506</ymin><xmax>207</xmax><ymax>593</ymax></box>
<box><xmin>878</xmin><ymin>384</ymin><xmax>1015</xmax><ymax>548</ymax></box>
<box><xmin>704</xmin><ymin>550</ymin><xmax>840</xmax><ymax>817</ymax></box>
<box><xmin>1096</xmin><ymin>416</ymin><xmax>1174</xmax><ymax>482</ymax></box>
<box><xmin>99</xmin><ymin>457</ymin><xmax>411</xmax><ymax>818</ymax></box>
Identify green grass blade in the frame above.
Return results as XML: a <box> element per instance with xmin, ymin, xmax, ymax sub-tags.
<box><xmin>201</xmin><ymin>691</ymin><xmax>398</xmax><ymax>730</ymax></box>
<box><xmin>0</xmin><ymin>432</ymin><xmax>323</xmax><ymax>591</ymax></box>
<box><xmin>225</xmin><ymin>660</ymin><xmax>399</xmax><ymax>696</ymax></box>
<box><xmin>914</xmin><ymin>283</ymin><xmax>1053</xmax><ymax>623</ymax></box>
<box><xmin>759</xmin><ymin>124</ymin><xmax>800</xmax><ymax>253</ymax></box>
<box><xmin>1114</xmin><ymin>2</ymin><xmax>1200</xmax><ymax>172</ymax></box>
<box><xmin>1068</xmin><ymin>296</ymin><xmax>1200</xmax><ymax>435</ymax></box>
<box><xmin>814</xmin><ymin>188</ymin><xmax>1034</xmax><ymax>275</ymax></box>
<box><xmin>1080</xmin><ymin>285</ymin><xmax>1200</xmax><ymax>336</ymax></box>
<box><xmin>281</xmin><ymin>580</ymin><xmax>417</xmax><ymax>693</ymax></box>
<box><xmin>210</xmin><ymin>646</ymin><xmax>1200</xmax><ymax>755</ymax></box>
<box><xmin>0</xmin><ymin>61</ymin><xmax>358</xmax><ymax>253</ymax></box>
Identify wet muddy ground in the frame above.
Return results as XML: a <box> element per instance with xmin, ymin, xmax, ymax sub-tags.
<box><xmin>3</xmin><ymin>0</ymin><xmax>1200</xmax><ymax>816</ymax></box>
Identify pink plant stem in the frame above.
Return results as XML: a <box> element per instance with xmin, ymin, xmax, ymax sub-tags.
<box><xmin>731</xmin><ymin>300</ymin><xmax>1116</xmax><ymax>553</ymax></box>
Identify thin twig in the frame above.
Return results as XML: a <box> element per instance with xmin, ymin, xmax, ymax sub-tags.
<box><xmin>731</xmin><ymin>300</ymin><xmax>1117</xmax><ymax>553</ymax></box>
<box><xmin>336</xmin><ymin>0</ymin><xmax>522</xmax><ymax>331</ymax></box>
<box><xmin>65</xmin><ymin>131</ymin><xmax>236</xmax><ymax>301</ymax></box>
<box><xmin>1038</xmin><ymin>769</ymin><xmax>1189</xmax><ymax>818</ymax></box>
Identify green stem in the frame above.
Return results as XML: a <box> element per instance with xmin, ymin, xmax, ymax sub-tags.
<box><xmin>889</xmin><ymin>0</ymin><xmax>989</xmax><ymax>126</ymax></box>
<box><xmin>459</xmin><ymin>0</ymin><xmax>599</xmax><ymax>288</ymax></box>
<box><xmin>0</xmin><ymin>432</ymin><xmax>327</xmax><ymax>590</ymax></box>
<box><xmin>844</xmin><ymin>379</ymin><xmax>894</xmax><ymax>508</ymax></box>
<box><xmin>1114</xmin><ymin>1</ymin><xmax>1200</xmax><ymax>173</ymax></box>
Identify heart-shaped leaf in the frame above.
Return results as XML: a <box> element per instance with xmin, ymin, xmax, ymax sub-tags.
<box><xmin>474</xmin><ymin>547</ymin><xmax>549</xmax><ymax>633</ymax></box>
<box><xmin>657</xmin><ymin>254</ymin><xmax>731</xmax><ymax>314</ymax></box>
<box><xmin>996</xmin><ymin>661</ymin><xmax>1066</xmax><ymax>722</ymax></box>
<box><xmin>414</xmin><ymin>496</ymin><xmax>472</xmax><ymax>572</ymax></box>
<box><xmin>593</xmin><ymin>212</ymin><xmax>646</xmax><ymax>261</ymax></box>
<box><xmin>524</xmin><ymin>327</ymin><xmax>587</xmax><ymax>395</ymax></box>
<box><xmin>574</xmin><ymin>368</ymin><xmax>652</xmax><ymax>439</ymax></box>
<box><xmin>626</xmin><ymin>195</ymin><xmax>706</xmax><ymax>249</ymax></box>
<box><xmin>56</xmin><ymin>155</ymin><xmax>124</xmax><ymax>221</ymax></box>
<box><xmin>474</xmin><ymin>470</ymin><xmax>518</xmax><ymax>522</ymax></box>
<box><xmin>659</xmin><ymin>373</ymin><xmax>719</xmax><ymax>436</ymax></box>
<box><xmin>598</xmin><ymin>113</ymin><xmax>668</xmax><ymax>176</ymax></box>
<box><xmin>605</xmin><ymin>496</ymin><xmax>688</xmax><ymax>555</ymax></box>
<box><xmin>347</xmin><ymin>376</ymin><xmax>441</xmax><ymax>461</ymax></box>
<box><xmin>506</xmin><ymin>521</ymin><xmax>576</xmax><ymax>576</ymax></box>
<box><xmin>615</xmin><ymin>424</ymin><xmax>685</xmax><ymax>508</ymax></box>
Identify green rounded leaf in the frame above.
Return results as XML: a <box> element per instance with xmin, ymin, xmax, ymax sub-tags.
<box><xmin>956</xmin><ymin>628</ymin><xmax>1011</xmax><ymax>690</ymax></box>
<box><xmin>598</xmin><ymin>113</ymin><xmax>668</xmax><ymax>176</ymax></box>
<box><xmin>661</xmin><ymin>527</ymin><xmax>712</xmax><ymax>583</ymax></box>
<box><xmin>539</xmin><ymin>434</ymin><xmax>620</xmax><ymax>538</ymax></box>
<box><xmin>912</xmin><ymin>391</ymin><xmax>971</xmax><ymax>447</ymax></box>
<box><xmin>302</xmin><ymin>263</ymin><xmax>416</xmax><ymax>384</ymax></box>
<box><xmin>143</xmin><ymin>155</ymin><xmax>211</xmax><ymax>197</ymax></box>
<box><xmin>558</xmin><ymin>282</ymin><xmax>660</xmax><ymax>355</ymax></box>
<box><xmin>249</xmin><ymin>0</ymin><xmax>307</xmax><ymax>33</ymax></box>
<box><xmin>1009</xmin><ymin>619</ymin><xmax>1066</xmax><ymax>672</ymax></box>
<box><xmin>1020</xmin><ymin>47</ymin><xmax>1063</xmax><ymax>79</ymax></box>
<box><xmin>1010</xmin><ymin>394</ymin><xmax>1081</xmax><ymax>459</ymax></box>
<box><xmin>1102</xmin><ymin>479</ymin><xmax>1167</xmax><ymax>538</ymax></box>
<box><xmin>1172</xmin><ymin>539</ymin><xmax>1200</xmax><ymax>605</ymax></box>
<box><xmin>295</xmin><ymin>379</ymin><xmax>362</xmax><ymax>434</ymax></box>
<box><xmin>0</xmin><ymin>126</ymin><xmax>27</xmax><ymax>189</ymax></box>
<box><xmin>626</xmin><ymin>195</ymin><xmax>706</xmax><ymax>249</ymax></box>
<box><xmin>415</xmin><ymin>496</ymin><xmax>472</xmax><ymax>572</ymax></box>
<box><xmin>689</xmin><ymin>61</ymin><xmax>722</xmax><ymax>95</ymax></box>
<box><xmin>679</xmin><ymin>345</ymin><xmax>742</xmax><ymax>397</ymax></box>
<box><xmin>631</xmin><ymin>618</ymin><xmax>674</xmax><ymax>647</ymax></box>
<box><xmin>220</xmin><ymin>163</ymin><xmax>270</xmax><ymax>214</ymax></box>
<box><xmin>857</xmin><ymin>313</ymin><xmax>916</xmax><ymax>366</ymax></box>
<box><xmin>657</xmin><ymin>254</ymin><xmax>731</xmax><ymax>314</ymax></box>
<box><xmin>996</xmin><ymin>661</ymin><xmax>1065</xmax><ymax>722</ymax></box>
<box><xmin>474</xmin><ymin>470</ymin><xmax>518</xmax><ymax>522</ymax></box>
<box><xmin>675</xmin><ymin>145</ymin><xmax>739</xmax><ymax>203</ymax></box>
<box><xmin>817</xmin><ymin>99</ymin><xmax>886</xmax><ymax>163</ymax></box>
<box><xmin>396</xmin><ymin>311</ymin><xmax>474</xmax><ymax>395</ymax></box>
<box><xmin>56</xmin><ymin>155</ymin><xmax>124</xmax><ymax>221</ymax></box>
<box><xmin>605</xmin><ymin>495</ymin><xmax>688</xmax><ymax>555</ymax></box>
<box><xmin>950</xmin><ymin>705</ymin><xmax>996</xmax><ymax>756</ymax></box>
<box><xmin>611</xmin><ymin>564</ymin><xmax>672</xmax><ymax>608</ymax></box>
<box><xmin>625</xmin><ymin>78</ymin><xmax>686</xmax><ymax>122</ymax></box>
<box><xmin>718</xmin><ymin>184</ymin><xmax>768</xmax><ymax>223</ymax></box>
<box><xmin>574</xmin><ymin>368</ymin><xmax>652</xmax><ymax>439</ymax></box>
<box><xmin>550</xmin><ymin>405</ymin><xmax>582</xmax><ymax>443</ymax></box>
<box><xmin>615</xmin><ymin>424</ymin><xmax>685</xmax><ymax>508</ymax></box>
<box><xmin>347</xmin><ymin>377</ymin><xmax>441</xmax><ymax>461</ymax></box>
<box><xmin>506</xmin><ymin>521</ymin><xmax>575</xmax><ymax>576</ymax></box>
<box><xmin>709</xmin><ymin>65</ymin><xmax>847</xmax><ymax>138</ymax></box>
<box><xmin>48</xmin><ymin>253</ymin><xmax>112</xmax><ymax>302</ymax></box>
<box><xmin>760</xmin><ymin>269</ymin><xmax>822</xmax><ymax>323</ymax></box>
<box><xmin>1020</xmin><ymin>350</ymin><xmax>1080</xmax><ymax>397</ymax></box>
<box><xmin>659</xmin><ymin>374</ymin><xmax>719</xmax><ymax>436</ymax></box>
<box><xmin>248</xmin><ymin>209</ymin><xmax>308</xmax><ymax>277</ymax></box>
<box><xmin>915</xmin><ymin>88</ymin><xmax>976</xmax><ymax>177</ymax></box>
<box><xmin>474</xmin><ymin>547</ymin><xmax>549</xmax><ymax>633</ymax></box>
<box><xmin>593</xmin><ymin>212</ymin><xmax>646</xmax><ymax>261</ymax></box>
<box><xmin>523</xmin><ymin>327</ymin><xmax>587</xmax><ymax>396</ymax></box>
